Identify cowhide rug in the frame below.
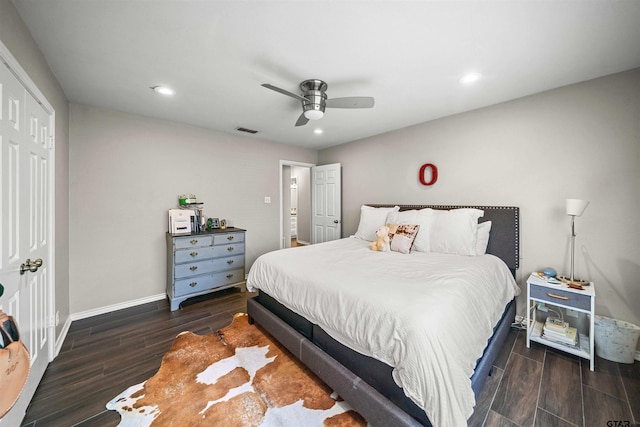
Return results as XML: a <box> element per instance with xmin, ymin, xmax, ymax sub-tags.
<box><xmin>107</xmin><ymin>313</ymin><xmax>367</xmax><ymax>426</ymax></box>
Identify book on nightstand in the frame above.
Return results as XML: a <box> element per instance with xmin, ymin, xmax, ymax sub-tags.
<box><xmin>544</xmin><ymin>316</ymin><xmax>569</xmax><ymax>333</ymax></box>
<box><xmin>543</xmin><ymin>326</ymin><xmax>578</xmax><ymax>346</ymax></box>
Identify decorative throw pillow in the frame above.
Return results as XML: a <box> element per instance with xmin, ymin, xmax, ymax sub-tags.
<box><xmin>476</xmin><ymin>221</ymin><xmax>492</xmax><ymax>255</ymax></box>
<box><xmin>429</xmin><ymin>208</ymin><xmax>484</xmax><ymax>256</ymax></box>
<box><xmin>354</xmin><ymin>205</ymin><xmax>400</xmax><ymax>241</ymax></box>
<box><xmin>390</xmin><ymin>224</ymin><xmax>420</xmax><ymax>254</ymax></box>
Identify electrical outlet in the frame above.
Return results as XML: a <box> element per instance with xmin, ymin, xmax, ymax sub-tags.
<box><xmin>537</xmin><ymin>302</ymin><xmax>548</xmax><ymax>312</ymax></box>
<box><xmin>566</xmin><ymin>308</ymin><xmax>579</xmax><ymax>318</ymax></box>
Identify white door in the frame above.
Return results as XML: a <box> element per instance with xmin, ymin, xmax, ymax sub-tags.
<box><xmin>0</xmin><ymin>59</ymin><xmax>54</xmax><ymax>425</ymax></box>
<box><xmin>311</xmin><ymin>163</ymin><xmax>341</xmax><ymax>244</ymax></box>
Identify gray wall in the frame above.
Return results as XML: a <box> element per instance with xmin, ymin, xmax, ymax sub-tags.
<box><xmin>0</xmin><ymin>0</ymin><xmax>70</xmax><ymax>338</ymax></box>
<box><xmin>69</xmin><ymin>104</ymin><xmax>317</xmax><ymax>313</ymax></box>
<box><xmin>320</xmin><ymin>69</ymin><xmax>640</xmax><ymax>328</ymax></box>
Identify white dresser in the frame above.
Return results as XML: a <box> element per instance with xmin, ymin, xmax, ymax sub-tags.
<box><xmin>166</xmin><ymin>228</ymin><xmax>246</xmax><ymax>311</ymax></box>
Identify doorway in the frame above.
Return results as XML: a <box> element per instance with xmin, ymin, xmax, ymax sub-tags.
<box><xmin>280</xmin><ymin>161</ymin><xmax>313</xmax><ymax>249</ymax></box>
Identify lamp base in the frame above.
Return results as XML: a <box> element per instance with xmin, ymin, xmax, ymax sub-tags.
<box><xmin>557</xmin><ymin>275</ymin><xmax>590</xmax><ymax>286</ymax></box>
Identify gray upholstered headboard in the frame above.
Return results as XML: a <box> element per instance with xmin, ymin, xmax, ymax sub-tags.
<box><xmin>366</xmin><ymin>204</ymin><xmax>520</xmax><ymax>273</ymax></box>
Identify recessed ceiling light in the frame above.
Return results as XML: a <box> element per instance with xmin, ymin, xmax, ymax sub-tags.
<box><xmin>458</xmin><ymin>72</ymin><xmax>482</xmax><ymax>85</ymax></box>
<box><xmin>151</xmin><ymin>86</ymin><xmax>175</xmax><ymax>96</ymax></box>
<box><xmin>313</xmin><ymin>129</ymin><xmax>323</xmax><ymax>134</ymax></box>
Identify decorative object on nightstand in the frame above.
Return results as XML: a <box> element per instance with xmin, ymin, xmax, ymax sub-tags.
<box><xmin>557</xmin><ymin>198</ymin><xmax>590</xmax><ymax>287</ymax></box>
<box><xmin>526</xmin><ymin>272</ymin><xmax>595</xmax><ymax>370</ymax></box>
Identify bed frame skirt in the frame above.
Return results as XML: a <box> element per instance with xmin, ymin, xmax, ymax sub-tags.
<box><xmin>248</xmin><ymin>292</ymin><xmax>516</xmax><ymax>427</ymax></box>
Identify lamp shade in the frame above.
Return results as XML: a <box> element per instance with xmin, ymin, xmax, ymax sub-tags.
<box><xmin>566</xmin><ymin>199</ymin><xmax>589</xmax><ymax>217</ymax></box>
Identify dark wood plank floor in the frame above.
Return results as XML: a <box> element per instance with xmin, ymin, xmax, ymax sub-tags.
<box><xmin>21</xmin><ymin>289</ymin><xmax>640</xmax><ymax>427</ymax></box>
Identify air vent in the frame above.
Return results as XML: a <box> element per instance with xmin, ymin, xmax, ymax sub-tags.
<box><xmin>236</xmin><ymin>127</ymin><xmax>258</xmax><ymax>134</ymax></box>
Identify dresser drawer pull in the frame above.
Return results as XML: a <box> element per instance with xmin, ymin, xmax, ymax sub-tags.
<box><xmin>226</xmin><ymin>274</ymin><xmax>234</xmax><ymax>279</ymax></box>
<box><xmin>227</xmin><ymin>236</ymin><xmax>234</xmax><ymax>241</ymax></box>
<box><xmin>227</xmin><ymin>260</ymin><xmax>234</xmax><ymax>265</ymax></box>
<box><xmin>547</xmin><ymin>292</ymin><xmax>569</xmax><ymax>300</ymax></box>
<box><xmin>190</xmin><ymin>239</ymin><xmax>198</xmax><ymax>245</ymax></box>
<box><xmin>227</xmin><ymin>247</ymin><xmax>234</xmax><ymax>252</ymax></box>
<box><xmin>189</xmin><ymin>282</ymin><xmax>197</xmax><ymax>287</ymax></box>
<box><xmin>190</xmin><ymin>252</ymin><xmax>198</xmax><ymax>257</ymax></box>
<box><xmin>190</xmin><ymin>266</ymin><xmax>198</xmax><ymax>271</ymax></box>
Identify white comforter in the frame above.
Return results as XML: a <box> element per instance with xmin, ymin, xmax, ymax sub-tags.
<box><xmin>247</xmin><ymin>237</ymin><xmax>519</xmax><ymax>427</ymax></box>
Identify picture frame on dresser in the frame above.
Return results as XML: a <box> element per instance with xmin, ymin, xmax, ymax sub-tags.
<box><xmin>166</xmin><ymin>227</ymin><xmax>246</xmax><ymax>311</ymax></box>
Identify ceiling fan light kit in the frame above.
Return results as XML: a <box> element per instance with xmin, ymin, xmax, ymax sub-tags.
<box><xmin>262</xmin><ymin>79</ymin><xmax>374</xmax><ymax>127</ymax></box>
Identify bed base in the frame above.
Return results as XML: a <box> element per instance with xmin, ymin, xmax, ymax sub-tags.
<box><xmin>248</xmin><ymin>293</ymin><xmax>516</xmax><ymax>426</ymax></box>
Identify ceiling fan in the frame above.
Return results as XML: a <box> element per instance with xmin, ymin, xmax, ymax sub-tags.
<box><xmin>261</xmin><ymin>79</ymin><xmax>375</xmax><ymax>127</ymax></box>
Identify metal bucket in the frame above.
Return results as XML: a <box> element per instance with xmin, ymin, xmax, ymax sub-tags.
<box><xmin>594</xmin><ymin>315</ymin><xmax>640</xmax><ymax>364</ymax></box>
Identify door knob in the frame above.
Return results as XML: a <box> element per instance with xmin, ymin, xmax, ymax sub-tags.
<box><xmin>333</xmin><ymin>220</ymin><xmax>340</xmax><ymax>224</ymax></box>
<box><xmin>20</xmin><ymin>258</ymin><xmax>43</xmax><ymax>275</ymax></box>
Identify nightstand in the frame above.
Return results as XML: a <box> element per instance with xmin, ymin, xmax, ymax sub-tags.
<box><xmin>526</xmin><ymin>273</ymin><xmax>595</xmax><ymax>370</ymax></box>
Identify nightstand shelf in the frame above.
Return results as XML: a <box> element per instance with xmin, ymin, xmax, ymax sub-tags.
<box><xmin>526</xmin><ymin>273</ymin><xmax>595</xmax><ymax>370</ymax></box>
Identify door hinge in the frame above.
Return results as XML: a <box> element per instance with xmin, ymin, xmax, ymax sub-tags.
<box><xmin>48</xmin><ymin>136</ymin><xmax>55</xmax><ymax>150</ymax></box>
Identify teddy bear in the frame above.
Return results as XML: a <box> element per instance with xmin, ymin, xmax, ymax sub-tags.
<box><xmin>369</xmin><ymin>224</ymin><xmax>398</xmax><ymax>251</ymax></box>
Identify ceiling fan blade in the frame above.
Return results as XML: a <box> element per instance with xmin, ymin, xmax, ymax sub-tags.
<box><xmin>326</xmin><ymin>96</ymin><xmax>375</xmax><ymax>109</ymax></box>
<box><xmin>295</xmin><ymin>113</ymin><xmax>309</xmax><ymax>127</ymax></box>
<box><xmin>262</xmin><ymin>83</ymin><xmax>308</xmax><ymax>103</ymax></box>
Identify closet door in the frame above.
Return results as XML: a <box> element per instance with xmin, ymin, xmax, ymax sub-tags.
<box><xmin>0</xmin><ymin>61</ymin><xmax>54</xmax><ymax>425</ymax></box>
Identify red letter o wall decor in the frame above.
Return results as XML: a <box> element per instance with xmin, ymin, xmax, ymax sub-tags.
<box><xmin>419</xmin><ymin>163</ymin><xmax>438</xmax><ymax>186</ymax></box>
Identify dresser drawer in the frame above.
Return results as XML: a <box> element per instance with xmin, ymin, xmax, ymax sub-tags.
<box><xmin>213</xmin><ymin>243</ymin><xmax>245</xmax><ymax>257</ymax></box>
<box><xmin>530</xmin><ymin>284</ymin><xmax>591</xmax><ymax>311</ymax></box>
<box><xmin>210</xmin><ymin>268</ymin><xmax>245</xmax><ymax>287</ymax></box>
<box><xmin>174</xmin><ymin>235</ymin><xmax>213</xmax><ymax>249</ymax></box>
<box><xmin>214</xmin><ymin>232</ymin><xmax>245</xmax><ymax>245</ymax></box>
<box><xmin>174</xmin><ymin>274</ymin><xmax>216</xmax><ymax>297</ymax></box>
<box><xmin>174</xmin><ymin>246</ymin><xmax>215</xmax><ymax>264</ymax></box>
<box><xmin>174</xmin><ymin>259</ymin><xmax>216</xmax><ymax>279</ymax></box>
<box><xmin>173</xmin><ymin>269</ymin><xmax>244</xmax><ymax>297</ymax></box>
<box><xmin>211</xmin><ymin>254</ymin><xmax>244</xmax><ymax>271</ymax></box>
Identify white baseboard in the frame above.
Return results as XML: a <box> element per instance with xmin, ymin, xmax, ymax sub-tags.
<box><xmin>70</xmin><ymin>293</ymin><xmax>166</xmax><ymax>321</ymax></box>
<box><xmin>635</xmin><ymin>350</ymin><xmax>640</xmax><ymax>362</ymax></box>
<box><xmin>54</xmin><ymin>316</ymin><xmax>72</xmax><ymax>358</ymax></box>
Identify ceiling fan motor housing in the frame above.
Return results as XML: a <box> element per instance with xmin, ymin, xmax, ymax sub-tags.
<box><xmin>301</xmin><ymin>79</ymin><xmax>327</xmax><ymax>117</ymax></box>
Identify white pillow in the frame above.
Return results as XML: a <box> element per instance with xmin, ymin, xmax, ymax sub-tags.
<box><xmin>387</xmin><ymin>209</ymin><xmax>418</xmax><ymax>225</ymax></box>
<box><xmin>408</xmin><ymin>209</ymin><xmax>434</xmax><ymax>252</ymax></box>
<box><xmin>476</xmin><ymin>221</ymin><xmax>492</xmax><ymax>255</ymax></box>
<box><xmin>429</xmin><ymin>208</ymin><xmax>484</xmax><ymax>256</ymax></box>
<box><xmin>354</xmin><ymin>205</ymin><xmax>399</xmax><ymax>241</ymax></box>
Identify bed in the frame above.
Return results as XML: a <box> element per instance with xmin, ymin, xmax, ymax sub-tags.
<box><xmin>246</xmin><ymin>204</ymin><xmax>520</xmax><ymax>426</ymax></box>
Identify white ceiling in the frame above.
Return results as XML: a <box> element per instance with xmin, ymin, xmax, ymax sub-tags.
<box><xmin>12</xmin><ymin>0</ymin><xmax>640</xmax><ymax>150</ymax></box>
